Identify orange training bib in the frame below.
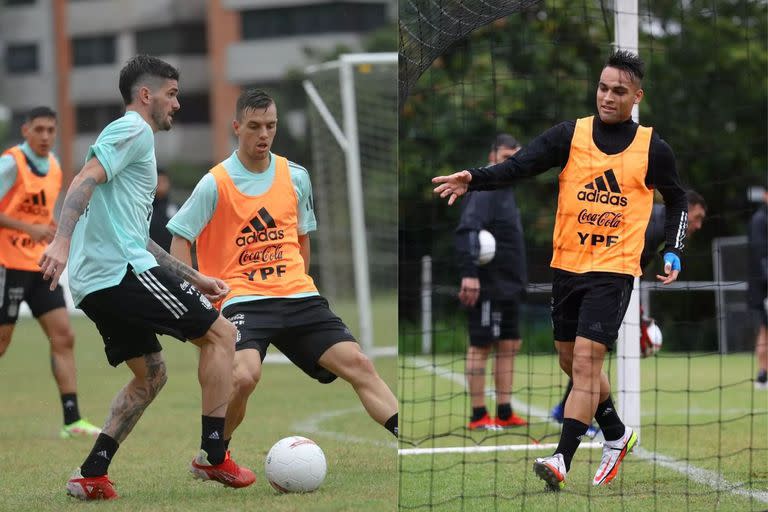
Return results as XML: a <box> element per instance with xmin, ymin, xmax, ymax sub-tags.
<box><xmin>550</xmin><ymin>116</ymin><xmax>654</xmax><ymax>276</ymax></box>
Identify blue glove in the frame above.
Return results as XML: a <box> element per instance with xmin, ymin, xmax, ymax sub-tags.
<box><xmin>663</xmin><ymin>252</ymin><xmax>681</xmax><ymax>272</ymax></box>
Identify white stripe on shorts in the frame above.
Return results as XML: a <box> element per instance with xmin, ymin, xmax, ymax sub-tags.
<box><xmin>0</xmin><ymin>266</ymin><xmax>5</xmax><ymax>309</ymax></box>
<box><xmin>145</xmin><ymin>270</ymin><xmax>188</xmax><ymax>316</ymax></box>
<box><xmin>136</xmin><ymin>271</ymin><xmax>186</xmax><ymax>319</ymax></box>
<box><xmin>481</xmin><ymin>300</ymin><xmax>491</xmax><ymax>327</ymax></box>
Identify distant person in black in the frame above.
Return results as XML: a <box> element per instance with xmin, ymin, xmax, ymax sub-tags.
<box><xmin>455</xmin><ymin>134</ymin><xmax>528</xmax><ymax>430</ymax></box>
<box><xmin>434</xmin><ymin>50</ymin><xmax>688</xmax><ymax>491</ymax></box>
<box><xmin>551</xmin><ymin>189</ymin><xmax>707</xmax><ymax>425</ymax></box>
<box><xmin>149</xmin><ymin>170</ymin><xmax>178</xmax><ymax>252</ymax></box>
<box><xmin>749</xmin><ymin>191</ymin><xmax>768</xmax><ymax>390</ymax></box>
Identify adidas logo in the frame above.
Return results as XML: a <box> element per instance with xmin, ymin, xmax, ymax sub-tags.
<box><xmin>208</xmin><ymin>431</ymin><xmax>220</xmax><ymax>440</ymax></box>
<box><xmin>590</xmin><ymin>322</ymin><xmax>603</xmax><ymax>332</ymax></box>
<box><xmin>64</xmin><ymin>400</ymin><xmax>75</xmax><ymax>408</ymax></box>
<box><xmin>577</xmin><ymin>169</ymin><xmax>628</xmax><ymax>206</ymax></box>
<box><xmin>16</xmin><ymin>190</ymin><xmax>50</xmax><ymax>215</ymax></box>
<box><xmin>97</xmin><ymin>450</ymin><xmax>110</xmax><ymax>460</ymax></box>
<box><xmin>236</xmin><ymin>207</ymin><xmax>285</xmax><ymax>246</ymax></box>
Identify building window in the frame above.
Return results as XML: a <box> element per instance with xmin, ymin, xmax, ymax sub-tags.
<box><xmin>6</xmin><ymin>44</ymin><xmax>38</xmax><ymax>73</ymax></box>
<box><xmin>72</xmin><ymin>35</ymin><xmax>116</xmax><ymax>67</ymax></box>
<box><xmin>241</xmin><ymin>2</ymin><xmax>387</xmax><ymax>40</ymax></box>
<box><xmin>175</xmin><ymin>93</ymin><xmax>210</xmax><ymax>124</ymax></box>
<box><xmin>76</xmin><ymin>104</ymin><xmax>123</xmax><ymax>133</ymax></box>
<box><xmin>3</xmin><ymin>0</ymin><xmax>36</xmax><ymax>6</ymax></box>
<box><xmin>135</xmin><ymin>24</ymin><xmax>207</xmax><ymax>56</ymax></box>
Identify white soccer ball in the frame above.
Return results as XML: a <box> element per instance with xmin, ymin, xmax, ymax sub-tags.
<box><xmin>476</xmin><ymin>229</ymin><xmax>496</xmax><ymax>266</ymax></box>
<box><xmin>641</xmin><ymin>319</ymin><xmax>663</xmax><ymax>357</ymax></box>
<box><xmin>265</xmin><ymin>436</ymin><xmax>327</xmax><ymax>493</ymax></box>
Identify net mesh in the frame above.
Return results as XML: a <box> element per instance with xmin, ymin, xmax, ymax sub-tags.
<box><xmin>398</xmin><ymin>0</ymin><xmax>767</xmax><ymax>509</ymax></box>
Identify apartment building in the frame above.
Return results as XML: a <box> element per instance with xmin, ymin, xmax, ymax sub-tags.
<box><xmin>0</xmin><ymin>0</ymin><xmax>393</xmax><ymax>174</ymax></box>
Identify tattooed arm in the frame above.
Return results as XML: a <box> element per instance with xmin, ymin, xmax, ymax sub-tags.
<box><xmin>147</xmin><ymin>238</ymin><xmax>230</xmax><ymax>302</ymax></box>
<box><xmin>39</xmin><ymin>158</ymin><xmax>107</xmax><ymax>290</ymax></box>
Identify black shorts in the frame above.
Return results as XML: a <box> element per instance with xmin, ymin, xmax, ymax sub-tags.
<box><xmin>467</xmin><ymin>298</ymin><xmax>521</xmax><ymax>346</ymax></box>
<box><xmin>551</xmin><ymin>269</ymin><xmax>633</xmax><ymax>349</ymax></box>
<box><xmin>0</xmin><ymin>266</ymin><xmax>67</xmax><ymax>324</ymax></box>
<box><xmin>222</xmin><ymin>296</ymin><xmax>355</xmax><ymax>384</ymax></box>
<box><xmin>78</xmin><ymin>266</ymin><xmax>219</xmax><ymax>367</ymax></box>
<box><xmin>748</xmin><ymin>280</ymin><xmax>767</xmax><ymax>327</ymax></box>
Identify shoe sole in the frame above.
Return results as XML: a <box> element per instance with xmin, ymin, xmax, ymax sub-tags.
<box><xmin>533</xmin><ymin>461</ymin><xmax>565</xmax><ymax>492</ymax></box>
<box><xmin>593</xmin><ymin>430</ymin><xmax>638</xmax><ymax>486</ymax></box>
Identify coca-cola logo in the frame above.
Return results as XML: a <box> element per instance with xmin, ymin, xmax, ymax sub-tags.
<box><xmin>238</xmin><ymin>244</ymin><xmax>285</xmax><ymax>266</ymax></box>
<box><xmin>577</xmin><ymin>209</ymin><xmax>623</xmax><ymax>228</ymax></box>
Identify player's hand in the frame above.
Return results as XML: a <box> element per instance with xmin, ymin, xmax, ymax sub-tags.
<box><xmin>432</xmin><ymin>170</ymin><xmax>472</xmax><ymax>205</ymax></box>
<box><xmin>26</xmin><ymin>222</ymin><xmax>56</xmax><ymax>243</ymax></box>
<box><xmin>458</xmin><ymin>277</ymin><xmax>481</xmax><ymax>307</ymax></box>
<box><xmin>656</xmin><ymin>252</ymin><xmax>681</xmax><ymax>285</ymax></box>
<box><xmin>195</xmin><ymin>275</ymin><xmax>230</xmax><ymax>303</ymax></box>
<box><xmin>39</xmin><ymin>237</ymin><xmax>71</xmax><ymax>290</ymax></box>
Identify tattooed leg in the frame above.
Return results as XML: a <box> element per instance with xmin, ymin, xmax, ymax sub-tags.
<box><xmin>102</xmin><ymin>352</ymin><xmax>167</xmax><ymax>443</ymax></box>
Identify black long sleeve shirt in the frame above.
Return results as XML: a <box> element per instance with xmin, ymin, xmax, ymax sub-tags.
<box><xmin>468</xmin><ymin>116</ymin><xmax>688</xmax><ymax>259</ymax></box>
<box><xmin>455</xmin><ymin>188</ymin><xmax>527</xmax><ymax>300</ymax></box>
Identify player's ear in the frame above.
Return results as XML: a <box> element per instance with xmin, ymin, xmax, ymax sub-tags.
<box><xmin>634</xmin><ymin>88</ymin><xmax>644</xmax><ymax>105</ymax></box>
<box><xmin>232</xmin><ymin>119</ymin><xmax>240</xmax><ymax>136</ymax></box>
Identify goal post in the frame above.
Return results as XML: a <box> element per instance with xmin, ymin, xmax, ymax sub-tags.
<box><xmin>303</xmin><ymin>53</ymin><xmax>398</xmax><ymax>355</ymax></box>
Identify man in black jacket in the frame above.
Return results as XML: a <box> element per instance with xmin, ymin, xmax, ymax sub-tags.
<box><xmin>749</xmin><ymin>192</ymin><xmax>768</xmax><ymax>390</ymax></box>
<box><xmin>456</xmin><ymin>134</ymin><xmax>528</xmax><ymax>430</ymax></box>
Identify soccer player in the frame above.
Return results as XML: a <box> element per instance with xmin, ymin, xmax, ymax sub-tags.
<box><xmin>455</xmin><ymin>133</ymin><xmax>528</xmax><ymax>430</ymax></box>
<box><xmin>432</xmin><ymin>50</ymin><xmax>688</xmax><ymax>490</ymax></box>
<box><xmin>0</xmin><ymin>106</ymin><xmax>100</xmax><ymax>438</ymax></box>
<box><xmin>748</xmin><ymin>191</ymin><xmax>767</xmax><ymax>390</ymax></box>
<box><xmin>551</xmin><ymin>189</ymin><xmax>706</xmax><ymax>422</ymax></box>
<box><xmin>167</xmin><ymin>89</ymin><xmax>399</xmax><ymax>454</ymax></box>
<box><xmin>38</xmin><ymin>55</ymin><xmax>254</xmax><ymax>500</ymax></box>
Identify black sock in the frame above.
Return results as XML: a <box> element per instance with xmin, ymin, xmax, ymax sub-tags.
<box><xmin>80</xmin><ymin>433</ymin><xmax>119</xmax><ymax>477</ymax></box>
<box><xmin>384</xmin><ymin>413</ymin><xmax>398</xmax><ymax>437</ymax></box>
<box><xmin>594</xmin><ymin>396</ymin><xmax>625</xmax><ymax>442</ymax></box>
<box><xmin>201</xmin><ymin>416</ymin><xmax>226</xmax><ymax>465</ymax></box>
<box><xmin>560</xmin><ymin>379</ymin><xmax>573</xmax><ymax>409</ymax></box>
<box><xmin>497</xmin><ymin>403</ymin><xmax>512</xmax><ymax>421</ymax></box>
<box><xmin>471</xmin><ymin>406</ymin><xmax>487</xmax><ymax>422</ymax></box>
<box><xmin>224</xmin><ymin>438</ymin><xmax>231</xmax><ymax>451</ymax></box>
<box><xmin>758</xmin><ymin>369</ymin><xmax>768</xmax><ymax>383</ymax></box>
<box><xmin>555</xmin><ymin>418</ymin><xmax>589</xmax><ymax>472</ymax></box>
<box><xmin>61</xmin><ymin>393</ymin><xmax>81</xmax><ymax>425</ymax></box>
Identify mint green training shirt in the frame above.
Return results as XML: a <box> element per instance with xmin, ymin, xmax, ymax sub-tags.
<box><xmin>68</xmin><ymin>111</ymin><xmax>158</xmax><ymax>305</ymax></box>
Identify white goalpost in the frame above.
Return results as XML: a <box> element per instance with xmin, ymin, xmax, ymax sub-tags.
<box><xmin>302</xmin><ymin>53</ymin><xmax>398</xmax><ymax>356</ymax></box>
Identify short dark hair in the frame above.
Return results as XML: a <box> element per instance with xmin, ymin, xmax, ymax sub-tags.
<box><xmin>25</xmin><ymin>106</ymin><xmax>56</xmax><ymax>123</ymax></box>
<box><xmin>606</xmin><ymin>50</ymin><xmax>645</xmax><ymax>84</ymax></box>
<box><xmin>118</xmin><ymin>55</ymin><xmax>180</xmax><ymax>105</ymax></box>
<box><xmin>236</xmin><ymin>89</ymin><xmax>274</xmax><ymax>121</ymax></box>
<box><xmin>686</xmin><ymin>189</ymin><xmax>707</xmax><ymax>211</ymax></box>
<box><xmin>492</xmin><ymin>133</ymin><xmax>520</xmax><ymax>151</ymax></box>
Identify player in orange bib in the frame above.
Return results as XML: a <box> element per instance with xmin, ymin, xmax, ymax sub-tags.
<box><xmin>433</xmin><ymin>51</ymin><xmax>689</xmax><ymax>490</ymax></box>
<box><xmin>0</xmin><ymin>107</ymin><xmax>100</xmax><ymax>439</ymax></box>
<box><xmin>168</xmin><ymin>89</ymin><xmax>399</xmax><ymax>453</ymax></box>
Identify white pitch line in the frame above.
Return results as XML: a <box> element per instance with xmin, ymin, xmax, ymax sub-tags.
<box><xmin>403</xmin><ymin>357</ymin><xmax>768</xmax><ymax>504</ymax></box>
<box><xmin>633</xmin><ymin>447</ymin><xmax>768</xmax><ymax>504</ymax></box>
<box><xmin>400</xmin><ymin>442</ymin><xmax>602</xmax><ymax>456</ymax></box>
<box><xmin>292</xmin><ymin>407</ymin><xmax>397</xmax><ymax>448</ymax></box>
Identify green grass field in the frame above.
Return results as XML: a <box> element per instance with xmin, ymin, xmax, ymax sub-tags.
<box><xmin>0</xmin><ymin>302</ymin><xmax>397</xmax><ymax>512</ymax></box>
<box><xmin>399</xmin><ymin>353</ymin><xmax>768</xmax><ymax>511</ymax></box>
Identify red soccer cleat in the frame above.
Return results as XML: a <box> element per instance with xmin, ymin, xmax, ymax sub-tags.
<box><xmin>190</xmin><ymin>450</ymin><xmax>256</xmax><ymax>488</ymax></box>
<box><xmin>66</xmin><ymin>468</ymin><xmax>118</xmax><ymax>500</ymax></box>
<box><xmin>468</xmin><ymin>413</ymin><xmax>496</xmax><ymax>430</ymax></box>
<box><xmin>493</xmin><ymin>413</ymin><xmax>528</xmax><ymax>428</ymax></box>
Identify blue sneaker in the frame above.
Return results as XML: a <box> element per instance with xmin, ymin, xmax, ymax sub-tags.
<box><xmin>550</xmin><ymin>404</ymin><xmax>564</xmax><ymax>423</ymax></box>
<box><xmin>585</xmin><ymin>424</ymin><xmax>601</xmax><ymax>439</ymax></box>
